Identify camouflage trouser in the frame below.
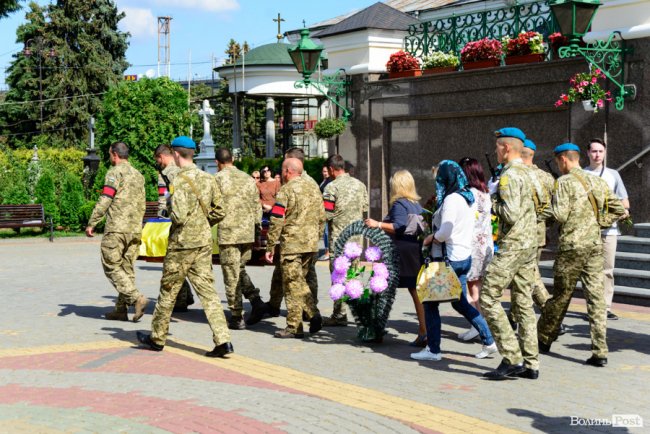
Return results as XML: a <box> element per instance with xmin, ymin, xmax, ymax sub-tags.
<box><xmin>174</xmin><ymin>279</ymin><xmax>194</xmax><ymax>309</ymax></box>
<box><xmin>100</xmin><ymin>232</ymin><xmax>142</xmax><ymax>312</ymax></box>
<box><xmin>538</xmin><ymin>245</ymin><xmax>607</xmax><ymax>358</ymax></box>
<box><xmin>511</xmin><ymin>247</ymin><xmax>550</xmax><ymax>320</ymax></box>
<box><xmin>151</xmin><ymin>245</ymin><xmax>230</xmax><ymax>347</ymax></box>
<box><xmin>281</xmin><ymin>252</ymin><xmax>319</xmax><ymax>333</ymax></box>
<box><xmin>269</xmin><ymin>247</ymin><xmax>318</xmax><ymax>310</ymax></box>
<box><xmin>480</xmin><ymin>247</ymin><xmax>538</xmax><ymax>369</ymax></box>
<box><xmin>219</xmin><ymin>243</ymin><xmax>260</xmax><ymax>318</ymax></box>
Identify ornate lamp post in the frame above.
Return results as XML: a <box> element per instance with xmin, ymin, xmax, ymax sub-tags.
<box><xmin>82</xmin><ymin>116</ymin><xmax>100</xmax><ymax>192</ymax></box>
<box><xmin>288</xmin><ymin>29</ymin><xmax>352</xmax><ymax>121</ymax></box>
<box><xmin>23</xmin><ymin>37</ymin><xmax>57</xmax><ymax>134</ymax></box>
<box><xmin>548</xmin><ymin>0</ymin><xmax>636</xmax><ymax>110</ymax></box>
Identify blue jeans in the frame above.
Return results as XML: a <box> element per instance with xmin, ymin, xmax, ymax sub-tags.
<box><xmin>323</xmin><ymin>224</ymin><xmax>329</xmax><ymax>250</ymax></box>
<box><xmin>423</xmin><ymin>256</ymin><xmax>494</xmax><ymax>354</ymax></box>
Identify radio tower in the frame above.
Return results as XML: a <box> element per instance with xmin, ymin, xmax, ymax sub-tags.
<box><xmin>157</xmin><ymin>16</ymin><xmax>172</xmax><ymax>78</ymax></box>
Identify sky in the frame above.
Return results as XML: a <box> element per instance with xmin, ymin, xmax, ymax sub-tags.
<box><xmin>0</xmin><ymin>0</ymin><xmax>381</xmax><ymax>89</ymax></box>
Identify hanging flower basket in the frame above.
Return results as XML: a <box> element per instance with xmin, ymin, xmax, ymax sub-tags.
<box><xmin>314</xmin><ymin>118</ymin><xmax>346</xmax><ymax>139</ymax></box>
<box><xmin>554</xmin><ymin>68</ymin><xmax>612</xmax><ymax>113</ymax></box>
<box><xmin>582</xmin><ymin>100</ymin><xmax>595</xmax><ymax>111</ymax></box>
<box><xmin>330</xmin><ymin>220</ymin><xmax>399</xmax><ymax>343</ymax></box>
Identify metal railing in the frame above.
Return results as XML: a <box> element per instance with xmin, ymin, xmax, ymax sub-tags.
<box><xmin>617</xmin><ymin>145</ymin><xmax>650</xmax><ymax>172</ymax></box>
<box><xmin>404</xmin><ymin>1</ymin><xmax>559</xmax><ymax>58</ymax></box>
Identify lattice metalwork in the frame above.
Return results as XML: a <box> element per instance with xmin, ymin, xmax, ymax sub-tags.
<box><xmin>294</xmin><ymin>69</ymin><xmax>352</xmax><ymax>121</ymax></box>
<box><xmin>405</xmin><ymin>1</ymin><xmax>559</xmax><ymax>58</ymax></box>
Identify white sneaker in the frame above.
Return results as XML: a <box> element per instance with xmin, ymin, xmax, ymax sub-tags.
<box><xmin>410</xmin><ymin>348</ymin><xmax>442</xmax><ymax>361</ymax></box>
<box><xmin>460</xmin><ymin>327</ymin><xmax>480</xmax><ymax>341</ymax></box>
<box><xmin>475</xmin><ymin>343</ymin><xmax>498</xmax><ymax>359</ymax></box>
<box><xmin>457</xmin><ymin>326</ymin><xmax>472</xmax><ymax>339</ymax></box>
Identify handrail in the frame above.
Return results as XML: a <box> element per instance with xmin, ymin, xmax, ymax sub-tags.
<box><xmin>617</xmin><ymin>145</ymin><xmax>650</xmax><ymax>172</ymax></box>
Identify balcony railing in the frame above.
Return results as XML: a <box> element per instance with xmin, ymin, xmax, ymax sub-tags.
<box><xmin>405</xmin><ymin>1</ymin><xmax>559</xmax><ymax>59</ymax></box>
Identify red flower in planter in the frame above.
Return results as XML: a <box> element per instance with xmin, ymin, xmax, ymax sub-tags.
<box><xmin>460</xmin><ymin>38</ymin><xmax>502</xmax><ymax>63</ymax></box>
<box><xmin>386</xmin><ymin>50</ymin><xmax>420</xmax><ymax>73</ymax></box>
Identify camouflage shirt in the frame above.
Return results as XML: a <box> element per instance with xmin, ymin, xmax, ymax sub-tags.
<box><xmin>323</xmin><ymin>173</ymin><xmax>368</xmax><ymax>243</ymax></box>
<box><xmin>529</xmin><ymin>164</ymin><xmax>555</xmax><ymax>247</ymax></box>
<box><xmin>551</xmin><ymin>167</ymin><xmax>625</xmax><ymax>251</ymax></box>
<box><xmin>266</xmin><ymin>175</ymin><xmax>325</xmax><ymax>255</ymax></box>
<box><xmin>214</xmin><ymin>165</ymin><xmax>262</xmax><ymax>245</ymax></box>
<box><xmin>168</xmin><ymin>164</ymin><xmax>221</xmax><ymax>249</ymax></box>
<box><xmin>88</xmin><ymin>161</ymin><xmax>145</xmax><ymax>234</ymax></box>
<box><xmin>157</xmin><ymin>162</ymin><xmax>181</xmax><ymax>217</ymax></box>
<box><xmin>492</xmin><ymin>159</ymin><xmax>537</xmax><ymax>251</ymax></box>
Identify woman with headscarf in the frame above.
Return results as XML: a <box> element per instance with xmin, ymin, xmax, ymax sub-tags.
<box><xmin>411</xmin><ymin>160</ymin><xmax>497</xmax><ymax>361</ymax></box>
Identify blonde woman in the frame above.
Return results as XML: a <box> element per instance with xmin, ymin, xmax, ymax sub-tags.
<box><xmin>365</xmin><ymin>170</ymin><xmax>427</xmax><ymax>347</ymax></box>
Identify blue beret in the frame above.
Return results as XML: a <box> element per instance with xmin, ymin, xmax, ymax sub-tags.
<box><xmin>554</xmin><ymin>143</ymin><xmax>580</xmax><ymax>154</ymax></box>
<box><xmin>171</xmin><ymin>136</ymin><xmax>196</xmax><ymax>149</ymax></box>
<box><xmin>495</xmin><ymin>127</ymin><xmax>526</xmax><ymax>142</ymax></box>
<box><xmin>524</xmin><ymin>139</ymin><xmax>537</xmax><ymax>151</ymax></box>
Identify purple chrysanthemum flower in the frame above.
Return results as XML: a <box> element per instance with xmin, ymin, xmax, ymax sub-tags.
<box><xmin>365</xmin><ymin>246</ymin><xmax>382</xmax><ymax>262</ymax></box>
<box><xmin>369</xmin><ymin>276</ymin><xmax>388</xmax><ymax>293</ymax></box>
<box><xmin>333</xmin><ymin>256</ymin><xmax>351</xmax><ymax>273</ymax></box>
<box><xmin>331</xmin><ymin>270</ymin><xmax>347</xmax><ymax>284</ymax></box>
<box><xmin>344</xmin><ymin>242</ymin><xmax>362</xmax><ymax>260</ymax></box>
<box><xmin>329</xmin><ymin>283</ymin><xmax>346</xmax><ymax>301</ymax></box>
<box><xmin>373</xmin><ymin>262</ymin><xmax>389</xmax><ymax>279</ymax></box>
<box><xmin>345</xmin><ymin>279</ymin><xmax>364</xmax><ymax>299</ymax></box>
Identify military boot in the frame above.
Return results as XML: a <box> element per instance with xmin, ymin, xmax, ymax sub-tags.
<box><xmin>323</xmin><ymin>315</ymin><xmax>348</xmax><ymax>327</ymax></box>
<box><xmin>246</xmin><ymin>298</ymin><xmax>268</xmax><ymax>326</ymax></box>
<box><xmin>133</xmin><ymin>295</ymin><xmax>148</xmax><ymax>323</ymax></box>
<box><xmin>274</xmin><ymin>326</ymin><xmax>304</xmax><ymax>339</ymax></box>
<box><xmin>105</xmin><ymin>310</ymin><xmax>128</xmax><ymax>321</ymax></box>
<box><xmin>228</xmin><ymin>316</ymin><xmax>246</xmax><ymax>330</ymax></box>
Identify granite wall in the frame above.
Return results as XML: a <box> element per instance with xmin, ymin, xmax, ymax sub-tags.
<box><xmin>334</xmin><ymin>37</ymin><xmax>649</xmax><ymax>223</ymax></box>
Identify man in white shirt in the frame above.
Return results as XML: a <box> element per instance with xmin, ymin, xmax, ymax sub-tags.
<box><xmin>583</xmin><ymin>138</ymin><xmax>630</xmax><ymax>320</ymax></box>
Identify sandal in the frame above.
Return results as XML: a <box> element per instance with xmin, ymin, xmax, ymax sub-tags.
<box><xmin>409</xmin><ymin>334</ymin><xmax>427</xmax><ymax>347</ymax></box>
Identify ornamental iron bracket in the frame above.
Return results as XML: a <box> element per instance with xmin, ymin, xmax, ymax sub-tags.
<box><xmin>294</xmin><ymin>69</ymin><xmax>352</xmax><ymax>121</ymax></box>
<box><xmin>558</xmin><ymin>31</ymin><xmax>635</xmax><ymax>110</ymax></box>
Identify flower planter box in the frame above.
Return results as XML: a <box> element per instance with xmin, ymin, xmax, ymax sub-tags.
<box><xmin>422</xmin><ymin>66</ymin><xmax>457</xmax><ymax>75</ymax></box>
<box><xmin>504</xmin><ymin>53</ymin><xmax>545</xmax><ymax>65</ymax></box>
<box><xmin>462</xmin><ymin>59</ymin><xmax>501</xmax><ymax>70</ymax></box>
<box><xmin>388</xmin><ymin>69</ymin><xmax>422</xmax><ymax>79</ymax></box>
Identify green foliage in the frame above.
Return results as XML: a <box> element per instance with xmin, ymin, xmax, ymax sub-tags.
<box><xmin>0</xmin><ymin>0</ymin><xmax>128</xmax><ymax>149</ymax></box>
<box><xmin>96</xmin><ymin>77</ymin><xmax>192</xmax><ymax>201</ymax></box>
<box><xmin>34</xmin><ymin>169</ymin><xmax>59</xmax><ymax>224</ymax></box>
<box><xmin>314</xmin><ymin>118</ymin><xmax>346</xmax><ymax>139</ymax></box>
<box><xmin>233</xmin><ymin>156</ymin><xmax>326</xmax><ymax>182</ymax></box>
<box><xmin>0</xmin><ymin>169</ymin><xmax>30</xmax><ymax>204</ymax></box>
<box><xmin>0</xmin><ymin>0</ymin><xmax>22</xmax><ymax>19</ymax></box>
<box><xmin>58</xmin><ymin>172</ymin><xmax>85</xmax><ymax>230</ymax></box>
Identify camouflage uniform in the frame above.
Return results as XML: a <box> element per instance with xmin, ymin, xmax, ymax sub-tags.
<box><xmin>214</xmin><ymin>165</ymin><xmax>263</xmax><ymax>319</ymax></box>
<box><xmin>268</xmin><ymin>172</ymin><xmax>320</xmax><ymax>311</ymax></box>
<box><xmin>156</xmin><ymin>161</ymin><xmax>193</xmax><ymax>310</ymax></box>
<box><xmin>323</xmin><ymin>173</ymin><xmax>368</xmax><ymax>318</ymax></box>
<box><xmin>479</xmin><ymin>159</ymin><xmax>539</xmax><ymax>370</ymax></box>
<box><xmin>537</xmin><ymin>167</ymin><xmax>625</xmax><ymax>358</ymax></box>
<box><xmin>266</xmin><ymin>175</ymin><xmax>325</xmax><ymax>334</ymax></box>
<box><xmin>88</xmin><ymin>161</ymin><xmax>145</xmax><ymax>313</ymax></box>
<box><xmin>150</xmin><ymin>164</ymin><xmax>230</xmax><ymax>347</ymax></box>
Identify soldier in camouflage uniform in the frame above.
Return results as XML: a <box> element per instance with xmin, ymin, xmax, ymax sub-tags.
<box><xmin>154</xmin><ymin>144</ymin><xmax>194</xmax><ymax>311</ymax></box>
<box><xmin>266</xmin><ymin>147</ymin><xmax>320</xmax><ymax>317</ymax></box>
<box><xmin>322</xmin><ymin>154</ymin><xmax>368</xmax><ymax>326</ymax></box>
<box><xmin>86</xmin><ymin>142</ymin><xmax>147</xmax><ymax>323</ymax></box>
<box><xmin>213</xmin><ymin>147</ymin><xmax>267</xmax><ymax>330</ymax></box>
<box><xmin>137</xmin><ymin>136</ymin><xmax>233</xmax><ymax>358</ymax></box>
<box><xmin>537</xmin><ymin>143</ymin><xmax>625</xmax><ymax>367</ymax></box>
<box><xmin>264</xmin><ymin>158</ymin><xmax>325</xmax><ymax>338</ymax></box>
<box><xmin>479</xmin><ymin>128</ymin><xmax>539</xmax><ymax>380</ymax></box>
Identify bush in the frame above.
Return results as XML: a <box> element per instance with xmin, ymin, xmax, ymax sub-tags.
<box><xmin>34</xmin><ymin>170</ymin><xmax>60</xmax><ymax>225</ymax></box>
<box><xmin>59</xmin><ymin>172</ymin><xmax>86</xmax><ymax>230</ymax></box>
<box><xmin>314</xmin><ymin>118</ymin><xmax>346</xmax><ymax>139</ymax></box>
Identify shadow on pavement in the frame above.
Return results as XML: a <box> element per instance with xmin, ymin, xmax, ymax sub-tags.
<box><xmin>507</xmin><ymin>408</ymin><xmax>630</xmax><ymax>434</ymax></box>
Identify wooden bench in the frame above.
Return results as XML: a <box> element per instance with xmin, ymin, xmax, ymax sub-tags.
<box><xmin>0</xmin><ymin>204</ymin><xmax>54</xmax><ymax>242</ymax></box>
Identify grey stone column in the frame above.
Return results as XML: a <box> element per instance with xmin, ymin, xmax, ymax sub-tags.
<box><xmin>265</xmin><ymin>97</ymin><xmax>275</xmax><ymax>158</ymax></box>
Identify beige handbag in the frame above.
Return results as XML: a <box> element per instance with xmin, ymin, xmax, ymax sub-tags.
<box><xmin>416</xmin><ymin>245</ymin><xmax>462</xmax><ymax>303</ymax></box>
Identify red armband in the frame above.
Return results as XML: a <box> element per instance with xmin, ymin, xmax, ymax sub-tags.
<box><xmin>101</xmin><ymin>185</ymin><xmax>117</xmax><ymax>198</ymax></box>
<box><xmin>158</xmin><ymin>186</ymin><xmax>168</xmax><ymax>196</ymax></box>
<box><xmin>270</xmin><ymin>203</ymin><xmax>286</xmax><ymax>218</ymax></box>
<box><xmin>324</xmin><ymin>199</ymin><xmax>335</xmax><ymax>212</ymax></box>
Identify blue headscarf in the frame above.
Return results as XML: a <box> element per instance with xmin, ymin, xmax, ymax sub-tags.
<box><xmin>435</xmin><ymin>160</ymin><xmax>475</xmax><ymax>210</ymax></box>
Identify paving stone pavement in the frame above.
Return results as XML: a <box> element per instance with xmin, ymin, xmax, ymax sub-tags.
<box><xmin>0</xmin><ymin>237</ymin><xmax>649</xmax><ymax>433</ymax></box>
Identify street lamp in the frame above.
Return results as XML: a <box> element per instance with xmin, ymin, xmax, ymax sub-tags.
<box><xmin>288</xmin><ymin>28</ymin><xmax>352</xmax><ymax>121</ymax></box>
<box><xmin>23</xmin><ymin>37</ymin><xmax>56</xmax><ymax>134</ymax></box>
<box><xmin>548</xmin><ymin>0</ymin><xmax>635</xmax><ymax>110</ymax></box>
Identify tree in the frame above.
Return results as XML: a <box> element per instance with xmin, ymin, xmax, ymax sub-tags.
<box><xmin>1</xmin><ymin>0</ymin><xmax>128</xmax><ymax>149</ymax></box>
<box><xmin>0</xmin><ymin>0</ymin><xmax>21</xmax><ymax>19</ymax></box>
<box><xmin>95</xmin><ymin>77</ymin><xmax>192</xmax><ymax>201</ymax></box>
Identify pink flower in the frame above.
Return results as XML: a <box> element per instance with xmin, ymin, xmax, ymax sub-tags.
<box><xmin>597</xmin><ymin>99</ymin><xmax>604</xmax><ymax>108</ymax></box>
<box><xmin>373</xmin><ymin>262</ymin><xmax>389</xmax><ymax>279</ymax></box>
<box><xmin>345</xmin><ymin>279</ymin><xmax>364</xmax><ymax>299</ymax></box>
<box><xmin>365</xmin><ymin>246</ymin><xmax>382</xmax><ymax>262</ymax></box>
<box><xmin>591</xmin><ymin>77</ymin><xmax>598</xmax><ymax>84</ymax></box>
<box><xmin>344</xmin><ymin>242</ymin><xmax>362</xmax><ymax>260</ymax></box>
<box><xmin>369</xmin><ymin>276</ymin><xmax>388</xmax><ymax>293</ymax></box>
<box><xmin>329</xmin><ymin>284</ymin><xmax>346</xmax><ymax>301</ymax></box>
<box><xmin>333</xmin><ymin>256</ymin><xmax>351</xmax><ymax>273</ymax></box>
<box><xmin>331</xmin><ymin>270</ymin><xmax>347</xmax><ymax>284</ymax></box>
